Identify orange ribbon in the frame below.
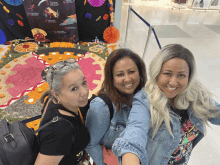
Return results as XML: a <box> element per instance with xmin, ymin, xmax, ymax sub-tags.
<box><xmin>78</xmin><ymin>108</ymin><xmax>84</xmax><ymax>125</ymax></box>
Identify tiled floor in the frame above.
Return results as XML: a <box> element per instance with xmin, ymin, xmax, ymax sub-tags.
<box><xmin>153</xmin><ymin>25</ymin><xmax>192</xmax><ymax>38</ymax></box>
<box><xmin>205</xmin><ymin>25</ymin><xmax>220</xmax><ymax>34</ymax></box>
<box><xmin>117</xmin><ymin>2</ymin><xmax>220</xmax><ymax>165</ymax></box>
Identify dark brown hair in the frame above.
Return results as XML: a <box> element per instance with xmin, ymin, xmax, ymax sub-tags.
<box><xmin>98</xmin><ymin>48</ymin><xmax>147</xmax><ymax>112</ymax></box>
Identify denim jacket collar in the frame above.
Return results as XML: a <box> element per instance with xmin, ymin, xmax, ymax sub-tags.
<box><xmin>121</xmin><ymin>103</ymin><xmax>129</xmax><ymax>108</ymax></box>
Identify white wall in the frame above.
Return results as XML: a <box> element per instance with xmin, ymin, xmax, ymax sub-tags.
<box><xmin>115</xmin><ymin>0</ymin><xmax>123</xmax><ymax>31</ymax></box>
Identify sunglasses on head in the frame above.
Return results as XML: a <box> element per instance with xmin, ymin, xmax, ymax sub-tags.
<box><xmin>50</xmin><ymin>59</ymin><xmax>76</xmax><ymax>85</ymax></box>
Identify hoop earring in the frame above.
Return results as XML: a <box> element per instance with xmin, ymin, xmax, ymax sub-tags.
<box><xmin>58</xmin><ymin>100</ymin><xmax>61</xmax><ymax>104</ymax></box>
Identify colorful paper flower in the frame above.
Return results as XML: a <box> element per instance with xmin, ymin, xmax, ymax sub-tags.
<box><xmin>88</xmin><ymin>0</ymin><xmax>105</xmax><ymax>7</ymax></box>
<box><xmin>103</xmin><ymin>26</ymin><xmax>120</xmax><ymax>43</ymax></box>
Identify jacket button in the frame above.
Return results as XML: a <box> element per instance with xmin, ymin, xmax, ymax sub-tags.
<box><xmin>116</xmin><ymin>126</ymin><xmax>119</xmax><ymax>130</ymax></box>
<box><xmin>196</xmin><ymin>123</ymin><xmax>200</xmax><ymax>126</ymax></box>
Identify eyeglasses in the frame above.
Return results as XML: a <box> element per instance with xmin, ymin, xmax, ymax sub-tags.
<box><xmin>50</xmin><ymin>59</ymin><xmax>76</xmax><ymax>85</ymax></box>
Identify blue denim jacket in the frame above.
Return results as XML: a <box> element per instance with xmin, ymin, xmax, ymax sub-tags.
<box><xmin>112</xmin><ymin>89</ymin><xmax>220</xmax><ymax>165</ymax></box>
<box><xmin>85</xmin><ymin>96</ymin><xmax>131</xmax><ymax>165</ymax></box>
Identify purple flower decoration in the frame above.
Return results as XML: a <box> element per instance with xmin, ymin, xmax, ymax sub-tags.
<box><xmin>88</xmin><ymin>0</ymin><xmax>106</xmax><ymax>7</ymax></box>
<box><xmin>4</xmin><ymin>0</ymin><xmax>23</xmax><ymax>6</ymax></box>
<box><xmin>0</xmin><ymin>29</ymin><xmax>6</xmax><ymax>44</ymax></box>
<box><xmin>8</xmin><ymin>19</ymin><xmax>15</xmax><ymax>26</ymax></box>
<box><xmin>85</xmin><ymin>13</ymin><xmax>92</xmax><ymax>19</ymax></box>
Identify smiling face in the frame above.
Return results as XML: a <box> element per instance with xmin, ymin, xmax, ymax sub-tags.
<box><xmin>113</xmin><ymin>57</ymin><xmax>140</xmax><ymax>96</ymax></box>
<box><xmin>53</xmin><ymin>68</ymin><xmax>89</xmax><ymax>111</ymax></box>
<box><xmin>157</xmin><ymin>58</ymin><xmax>189</xmax><ymax>103</ymax></box>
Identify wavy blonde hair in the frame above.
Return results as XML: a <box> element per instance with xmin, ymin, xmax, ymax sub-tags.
<box><xmin>146</xmin><ymin>44</ymin><xmax>220</xmax><ymax>138</ymax></box>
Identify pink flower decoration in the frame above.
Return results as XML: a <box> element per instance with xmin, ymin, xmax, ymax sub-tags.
<box><xmin>88</xmin><ymin>0</ymin><xmax>106</xmax><ymax>7</ymax></box>
<box><xmin>77</xmin><ymin>57</ymin><xmax>102</xmax><ymax>91</ymax></box>
<box><xmin>6</xmin><ymin>57</ymin><xmax>46</xmax><ymax>97</ymax></box>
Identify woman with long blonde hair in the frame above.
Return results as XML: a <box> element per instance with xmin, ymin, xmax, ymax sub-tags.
<box><xmin>112</xmin><ymin>44</ymin><xmax>220</xmax><ymax>165</ymax></box>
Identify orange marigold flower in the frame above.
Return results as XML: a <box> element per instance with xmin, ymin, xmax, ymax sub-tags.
<box><xmin>5</xmin><ymin>64</ymin><xmax>10</xmax><ymax>68</ymax></box>
<box><xmin>1</xmin><ymin>71</ymin><xmax>6</xmax><ymax>75</ymax></box>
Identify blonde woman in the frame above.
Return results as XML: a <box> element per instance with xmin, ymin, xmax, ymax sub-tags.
<box><xmin>112</xmin><ymin>44</ymin><xmax>220</xmax><ymax>165</ymax></box>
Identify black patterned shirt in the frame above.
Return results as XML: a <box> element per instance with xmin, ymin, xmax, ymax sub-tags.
<box><xmin>168</xmin><ymin>107</ymin><xmax>200</xmax><ymax>165</ymax></box>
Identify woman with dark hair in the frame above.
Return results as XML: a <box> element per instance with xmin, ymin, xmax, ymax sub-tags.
<box><xmin>85</xmin><ymin>48</ymin><xmax>147</xmax><ymax>165</ymax></box>
<box><xmin>112</xmin><ymin>44</ymin><xmax>220</xmax><ymax>165</ymax></box>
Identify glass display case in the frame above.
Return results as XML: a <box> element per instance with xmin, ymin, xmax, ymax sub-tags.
<box><xmin>209</xmin><ymin>0</ymin><xmax>220</xmax><ymax>9</ymax></box>
<box><xmin>190</xmin><ymin>0</ymin><xmax>220</xmax><ymax>9</ymax></box>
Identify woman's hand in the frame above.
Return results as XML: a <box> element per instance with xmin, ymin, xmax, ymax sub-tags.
<box><xmin>122</xmin><ymin>153</ymin><xmax>140</xmax><ymax>165</ymax></box>
<box><xmin>102</xmin><ymin>146</ymin><xmax>119</xmax><ymax>165</ymax></box>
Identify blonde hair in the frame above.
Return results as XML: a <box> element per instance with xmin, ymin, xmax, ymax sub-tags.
<box><xmin>146</xmin><ymin>44</ymin><xmax>220</xmax><ymax>138</ymax></box>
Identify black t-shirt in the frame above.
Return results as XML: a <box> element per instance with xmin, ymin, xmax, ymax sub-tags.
<box><xmin>170</xmin><ymin>106</ymin><xmax>189</xmax><ymax>125</ymax></box>
<box><xmin>169</xmin><ymin>106</ymin><xmax>200</xmax><ymax>165</ymax></box>
<box><xmin>38</xmin><ymin>100</ymin><xmax>90</xmax><ymax>165</ymax></box>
